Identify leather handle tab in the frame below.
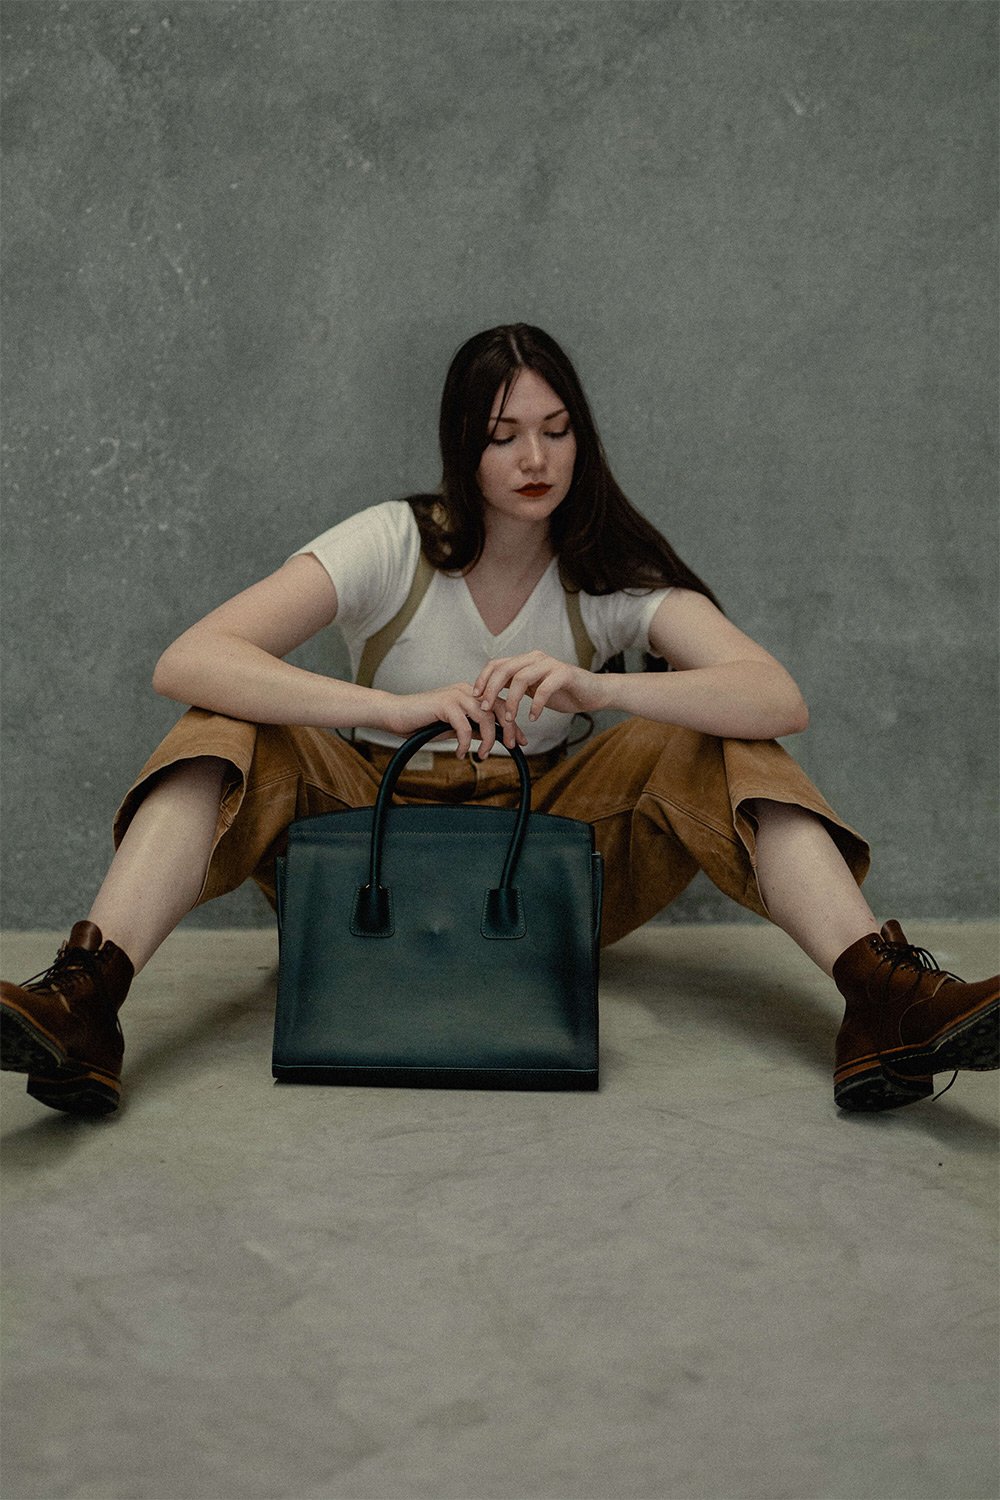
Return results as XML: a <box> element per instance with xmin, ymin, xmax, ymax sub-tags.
<box><xmin>351</xmin><ymin>881</ymin><xmax>393</xmax><ymax>937</ymax></box>
<box><xmin>482</xmin><ymin>886</ymin><xmax>526</xmax><ymax>940</ymax></box>
<box><xmin>361</xmin><ymin>720</ymin><xmax>532</xmax><ymax>918</ymax></box>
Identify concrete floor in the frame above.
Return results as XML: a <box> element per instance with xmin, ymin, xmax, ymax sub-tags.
<box><xmin>1</xmin><ymin>921</ymin><xmax>997</xmax><ymax>1500</ymax></box>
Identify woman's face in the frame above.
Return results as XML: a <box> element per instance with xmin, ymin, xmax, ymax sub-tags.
<box><xmin>475</xmin><ymin>368</ymin><xmax>577</xmax><ymax>526</ymax></box>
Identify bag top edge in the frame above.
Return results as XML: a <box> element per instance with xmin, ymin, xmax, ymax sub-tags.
<box><xmin>286</xmin><ymin>807</ymin><xmax>597</xmax><ymax>842</ymax></box>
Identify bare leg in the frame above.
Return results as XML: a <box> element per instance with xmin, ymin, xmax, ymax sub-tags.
<box><xmin>747</xmin><ymin>798</ymin><xmax>878</xmax><ymax>975</ymax></box>
<box><xmin>88</xmin><ymin>757</ymin><xmax>228</xmax><ymax>973</ymax></box>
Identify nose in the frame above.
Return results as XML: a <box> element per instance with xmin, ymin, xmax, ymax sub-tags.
<box><xmin>520</xmin><ymin>433</ymin><xmax>545</xmax><ymax>472</ymax></box>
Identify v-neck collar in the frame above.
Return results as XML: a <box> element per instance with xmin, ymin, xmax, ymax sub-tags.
<box><xmin>458</xmin><ymin>555</ymin><xmax>560</xmax><ymax>642</ymax></box>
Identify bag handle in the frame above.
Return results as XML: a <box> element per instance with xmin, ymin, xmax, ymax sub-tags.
<box><xmin>352</xmin><ymin>720</ymin><xmax>532</xmax><ymax>939</ymax></box>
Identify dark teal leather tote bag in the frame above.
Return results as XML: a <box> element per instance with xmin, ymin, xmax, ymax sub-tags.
<box><xmin>272</xmin><ymin>721</ymin><xmax>602</xmax><ymax>1090</ymax></box>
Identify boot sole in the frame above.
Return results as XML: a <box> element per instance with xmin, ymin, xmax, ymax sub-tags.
<box><xmin>834</xmin><ymin>1063</ymin><xmax>934</xmax><ymax>1113</ymax></box>
<box><xmin>1</xmin><ymin>1000</ymin><xmax>70</xmax><ymax>1074</ymax></box>
<box><xmin>1</xmin><ymin>1001</ymin><xmax>121</xmax><ymax>1116</ymax></box>
<box><xmin>26</xmin><ymin>1069</ymin><xmax>120</xmax><ymax>1117</ymax></box>
<box><xmin>885</xmin><ymin>998</ymin><xmax>1000</xmax><ymax>1078</ymax></box>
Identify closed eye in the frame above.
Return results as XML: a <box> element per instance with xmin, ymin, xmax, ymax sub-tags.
<box><xmin>487</xmin><ymin>427</ymin><xmax>572</xmax><ymax>447</ymax></box>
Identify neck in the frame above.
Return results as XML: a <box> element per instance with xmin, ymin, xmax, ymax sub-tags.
<box><xmin>479</xmin><ymin>511</ymin><xmax>554</xmax><ymax>573</ymax></box>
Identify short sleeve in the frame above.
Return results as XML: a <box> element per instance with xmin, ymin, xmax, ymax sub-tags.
<box><xmin>579</xmin><ymin>586</ymin><xmax>673</xmax><ymax>665</ymax></box>
<box><xmin>292</xmin><ymin>501</ymin><xmax>420</xmax><ymax>641</ymax></box>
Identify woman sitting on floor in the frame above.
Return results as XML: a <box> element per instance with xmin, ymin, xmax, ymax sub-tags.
<box><xmin>2</xmin><ymin>323</ymin><xmax>997</xmax><ymax>1116</ymax></box>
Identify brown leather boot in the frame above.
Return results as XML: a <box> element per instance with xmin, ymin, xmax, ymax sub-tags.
<box><xmin>1</xmin><ymin>921</ymin><xmax>133</xmax><ymax>1116</ymax></box>
<box><xmin>833</xmin><ymin>920</ymin><xmax>999</xmax><ymax>1112</ymax></box>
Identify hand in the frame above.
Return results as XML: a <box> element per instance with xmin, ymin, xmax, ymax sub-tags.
<box><xmin>473</xmin><ymin>651</ymin><xmax>609</xmax><ymax>732</ymax></box>
<box><xmin>385</xmin><ymin>683</ymin><xmax>528</xmax><ymax>759</ymax></box>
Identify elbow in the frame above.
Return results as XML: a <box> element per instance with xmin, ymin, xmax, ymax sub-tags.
<box><xmin>752</xmin><ymin>664</ymin><xmax>809</xmax><ymax>738</ymax></box>
<box><xmin>786</xmin><ymin>704</ymin><xmax>810</xmax><ymax>736</ymax></box>
<box><xmin>781</xmin><ymin>690</ymin><xmax>810</xmax><ymax>737</ymax></box>
<box><xmin>151</xmin><ymin>652</ymin><xmax>172</xmax><ymax>699</ymax></box>
<box><xmin>763</xmin><ymin>665</ymin><xmax>809</xmax><ymax>738</ymax></box>
<box><xmin>152</xmin><ymin>641</ymin><xmax>185</xmax><ymax>700</ymax></box>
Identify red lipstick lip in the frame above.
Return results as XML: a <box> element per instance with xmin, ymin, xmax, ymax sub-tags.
<box><xmin>516</xmin><ymin>483</ymin><xmax>552</xmax><ymax>496</ymax></box>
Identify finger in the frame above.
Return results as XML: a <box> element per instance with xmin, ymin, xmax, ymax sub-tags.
<box><xmin>478</xmin><ymin>652</ymin><xmax>542</xmax><ymax>712</ymax></box>
<box><xmin>502</xmin><ymin>662</ymin><xmax>548</xmax><ymax>726</ymax></box>
<box><xmin>476</xmin><ymin>687</ymin><xmax>517</xmax><ymax>750</ymax></box>
<box><xmin>495</xmin><ymin>704</ymin><xmax>526</xmax><ymax>752</ymax></box>
<box><xmin>448</xmin><ymin>708</ymin><xmax>473</xmax><ymax>759</ymax></box>
<box><xmin>473</xmin><ymin>705</ymin><xmax>497</xmax><ymax>759</ymax></box>
<box><xmin>504</xmin><ymin>717</ymin><xmax>529</xmax><ymax>751</ymax></box>
<box><xmin>476</xmin><ymin>657</ymin><xmax>521</xmax><ymax>704</ymax></box>
<box><xmin>527</xmin><ymin>667</ymin><xmax>570</xmax><ymax>719</ymax></box>
<box><xmin>450</xmin><ymin>692</ymin><xmax>494</xmax><ymax>759</ymax></box>
<box><xmin>473</xmin><ymin>660</ymin><xmax>501</xmax><ymax>701</ymax></box>
<box><xmin>477</xmin><ymin>659</ymin><xmax>519</xmax><ymax>712</ymax></box>
<box><xmin>500</xmin><ymin>701</ymin><xmax>519</xmax><ymax>750</ymax></box>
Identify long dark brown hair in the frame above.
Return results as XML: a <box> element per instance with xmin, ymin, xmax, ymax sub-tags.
<box><xmin>409</xmin><ymin>324</ymin><xmax>719</xmax><ymax>611</ymax></box>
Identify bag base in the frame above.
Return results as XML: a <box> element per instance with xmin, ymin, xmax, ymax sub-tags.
<box><xmin>272</xmin><ymin>1062</ymin><xmax>599</xmax><ymax>1091</ymax></box>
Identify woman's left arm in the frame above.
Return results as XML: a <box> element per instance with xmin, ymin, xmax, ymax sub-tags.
<box><xmin>475</xmin><ymin>589</ymin><xmax>809</xmax><ymax>742</ymax></box>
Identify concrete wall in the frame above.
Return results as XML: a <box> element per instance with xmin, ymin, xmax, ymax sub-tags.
<box><xmin>3</xmin><ymin>0</ymin><xmax>997</xmax><ymax>929</ymax></box>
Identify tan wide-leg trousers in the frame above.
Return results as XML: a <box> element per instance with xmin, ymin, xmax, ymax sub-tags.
<box><xmin>114</xmin><ymin>710</ymin><xmax>870</xmax><ymax>948</ymax></box>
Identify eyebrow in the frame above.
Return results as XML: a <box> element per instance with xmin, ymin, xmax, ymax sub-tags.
<box><xmin>493</xmin><ymin>407</ymin><xmax>568</xmax><ymax>425</ymax></box>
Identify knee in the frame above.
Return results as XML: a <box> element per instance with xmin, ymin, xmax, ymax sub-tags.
<box><xmin>614</xmin><ymin>715</ymin><xmax>709</xmax><ymax>774</ymax></box>
<box><xmin>611</xmin><ymin>715</ymin><xmax>688</xmax><ymax>758</ymax></box>
<box><xmin>594</xmin><ymin>716</ymin><xmax>712</xmax><ymax>802</ymax></box>
<box><xmin>251</xmin><ymin>723</ymin><xmax>306</xmax><ymax>779</ymax></box>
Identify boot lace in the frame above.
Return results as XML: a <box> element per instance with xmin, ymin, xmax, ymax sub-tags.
<box><xmin>22</xmin><ymin>943</ymin><xmax>105</xmax><ymax>998</ymax></box>
<box><xmin>931</xmin><ymin>1072</ymin><xmax>959</xmax><ymax>1102</ymax></box>
<box><xmin>873</xmin><ymin>936</ymin><xmax>962</xmax><ymax>985</ymax></box>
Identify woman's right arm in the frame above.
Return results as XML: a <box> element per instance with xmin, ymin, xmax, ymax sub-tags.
<box><xmin>152</xmin><ymin>553</ymin><xmax>510</xmax><ymax>755</ymax></box>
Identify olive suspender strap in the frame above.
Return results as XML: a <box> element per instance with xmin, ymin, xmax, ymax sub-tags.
<box><xmin>355</xmin><ymin>555</ymin><xmax>596</xmax><ymax>690</ymax></box>
<box><xmin>562</xmin><ymin>577</ymin><xmax>595</xmax><ymax>673</ymax></box>
<box><xmin>355</xmin><ymin>553</ymin><xmax>436</xmax><ymax>690</ymax></box>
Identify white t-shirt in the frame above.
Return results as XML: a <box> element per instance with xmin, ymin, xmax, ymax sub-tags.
<box><xmin>296</xmin><ymin>501</ymin><xmax>672</xmax><ymax>755</ymax></box>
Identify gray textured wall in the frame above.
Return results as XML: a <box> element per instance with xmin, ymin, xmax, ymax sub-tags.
<box><xmin>2</xmin><ymin>0</ymin><xmax>997</xmax><ymax>931</ymax></box>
